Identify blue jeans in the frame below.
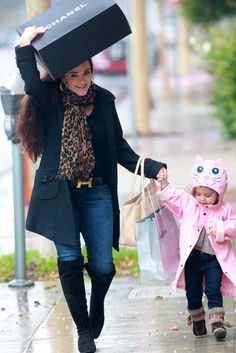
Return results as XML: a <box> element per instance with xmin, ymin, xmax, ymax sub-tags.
<box><xmin>55</xmin><ymin>183</ymin><xmax>114</xmax><ymax>278</ymax></box>
<box><xmin>184</xmin><ymin>249</ymin><xmax>223</xmax><ymax>310</ymax></box>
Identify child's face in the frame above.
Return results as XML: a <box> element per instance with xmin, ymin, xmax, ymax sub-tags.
<box><xmin>194</xmin><ymin>186</ymin><xmax>218</xmax><ymax>205</ymax></box>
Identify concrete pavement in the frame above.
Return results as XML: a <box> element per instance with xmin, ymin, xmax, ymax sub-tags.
<box><xmin>0</xmin><ymin>277</ymin><xmax>235</xmax><ymax>353</ymax></box>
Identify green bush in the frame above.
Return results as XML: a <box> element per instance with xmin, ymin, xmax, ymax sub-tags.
<box><xmin>0</xmin><ymin>254</ymin><xmax>15</xmax><ymax>282</ymax></box>
<box><xmin>0</xmin><ymin>250</ymin><xmax>58</xmax><ymax>282</ymax></box>
<box><xmin>204</xmin><ymin>27</ymin><xmax>236</xmax><ymax>137</ymax></box>
<box><xmin>0</xmin><ymin>247</ymin><xmax>139</xmax><ymax>282</ymax></box>
<box><xmin>181</xmin><ymin>0</ymin><xmax>236</xmax><ymax>25</ymax></box>
<box><xmin>26</xmin><ymin>250</ymin><xmax>58</xmax><ymax>280</ymax></box>
<box><xmin>83</xmin><ymin>246</ymin><xmax>139</xmax><ymax>277</ymax></box>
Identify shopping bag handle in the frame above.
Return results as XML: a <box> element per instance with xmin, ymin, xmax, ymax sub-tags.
<box><xmin>145</xmin><ymin>175</ymin><xmax>162</xmax><ymax>215</ymax></box>
<box><xmin>140</xmin><ymin>157</ymin><xmax>147</xmax><ymax>197</ymax></box>
<box><xmin>141</xmin><ymin>157</ymin><xmax>162</xmax><ymax>213</ymax></box>
<box><xmin>129</xmin><ymin>156</ymin><xmax>144</xmax><ymax>198</ymax></box>
<box><xmin>130</xmin><ymin>156</ymin><xmax>161</xmax><ymax>212</ymax></box>
<box><xmin>129</xmin><ymin>156</ymin><xmax>153</xmax><ymax>198</ymax></box>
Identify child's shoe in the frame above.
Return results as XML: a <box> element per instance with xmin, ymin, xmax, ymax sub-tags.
<box><xmin>193</xmin><ymin>319</ymin><xmax>207</xmax><ymax>337</ymax></box>
<box><xmin>211</xmin><ymin>322</ymin><xmax>227</xmax><ymax>340</ymax></box>
<box><xmin>209</xmin><ymin>307</ymin><xmax>227</xmax><ymax>340</ymax></box>
<box><xmin>187</xmin><ymin>306</ymin><xmax>207</xmax><ymax>337</ymax></box>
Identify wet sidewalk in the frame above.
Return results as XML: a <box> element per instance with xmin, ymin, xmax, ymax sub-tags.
<box><xmin>0</xmin><ymin>277</ymin><xmax>235</xmax><ymax>353</ymax></box>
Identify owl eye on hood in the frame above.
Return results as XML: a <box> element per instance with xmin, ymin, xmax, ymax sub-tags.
<box><xmin>195</xmin><ymin>165</ymin><xmax>204</xmax><ymax>174</ymax></box>
<box><xmin>211</xmin><ymin>167</ymin><xmax>220</xmax><ymax>176</ymax></box>
<box><xmin>195</xmin><ymin>165</ymin><xmax>221</xmax><ymax>177</ymax></box>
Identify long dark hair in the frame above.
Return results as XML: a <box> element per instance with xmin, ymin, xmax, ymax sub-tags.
<box><xmin>16</xmin><ymin>58</ymin><xmax>94</xmax><ymax>163</ymax></box>
<box><xmin>16</xmin><ymin>73</ymin><xmax>51</xmax><ymax>162</ymax></box>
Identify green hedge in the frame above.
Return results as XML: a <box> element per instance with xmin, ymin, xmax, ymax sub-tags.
<box><xmin>204</xmin><ymin>28</ymin><xmax>236</xmax><ymax>137</ymax></box>
<box><xmin>0</xmin><ymin>247</ymin><xmax>139</xmax><ymax>282</ymax></box>
<box><xmin>181</xmin><ymin>0</ymin><xmax>236</xmax><ymax>25</ymax></box>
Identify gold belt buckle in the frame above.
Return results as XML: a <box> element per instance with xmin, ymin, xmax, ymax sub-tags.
<box><xmin>76</xmin><ymin>178</ymin><xmax>93</xmax><ymax>188</ymax></box>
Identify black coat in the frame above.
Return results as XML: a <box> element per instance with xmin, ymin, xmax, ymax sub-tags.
<box><xmin>15</xmin><ymin>45</ymin><xmax>166</xmax><ymax>250</ymax></box>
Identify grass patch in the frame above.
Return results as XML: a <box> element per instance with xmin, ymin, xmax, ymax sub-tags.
<box><xmin>0</xmin><ymin>254</ymin><xmax>15</xmax><ymax>282</ymax></box>
<box><xmin>0</xmin><ymin>250</ymin><xmax>58</xmax><ymax>282</ymax></box>
<box><xmin>0</xmin><ymin>247</ymin><xmax>139</xmax><ymax>282</ymax></box>
<box><xmin>113</xmin><ymin>246</ymin><xmax>139</xmax><ymax>277</ymax></box>
<box><xmin>26</xmin><ymin>250</ymin><xmax>58</xmax><ymax>281</ymax></box>
<box><xmin>82</xmin><ymin>246</ymin><xmax>139</xmax><ymax>277</ymax></box>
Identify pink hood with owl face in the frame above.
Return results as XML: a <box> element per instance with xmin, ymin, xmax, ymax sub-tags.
<box><xmin>190</xmin><ymin>155</ymin><xmax>228</xmax><ymax>202</ymax></box>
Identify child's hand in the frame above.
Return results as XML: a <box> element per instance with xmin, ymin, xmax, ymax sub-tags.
<box><xmin>156</xmin><ymin>167</ymin><xmax>167</xmax><ymax>182</ymax></box>
<box><xmin>156</xmin><ymin>168</ymin><xmax>169</xmax><ymax>189</ymax></box>
<box><xmin>208</xmin><ymin>224</ymin><xmax>217</xmax><ymax>238</ymax></box>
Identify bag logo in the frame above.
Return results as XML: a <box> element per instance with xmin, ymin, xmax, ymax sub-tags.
<box><xmin>45</xmin><ymin>4</ymin><xmax>88</xmax><ymax>29</ymax></box>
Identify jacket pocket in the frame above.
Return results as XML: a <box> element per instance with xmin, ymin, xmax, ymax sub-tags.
<box><xmin>34</xmin><ymin>168</ymin><xmax>59</xmax><ymax>200</ymax></box>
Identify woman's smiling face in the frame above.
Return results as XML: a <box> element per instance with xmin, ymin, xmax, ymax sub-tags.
<box><xmin>62</xmin><ymin>60</ymin><xmax>92</xmax><ymax>96</ymax></box>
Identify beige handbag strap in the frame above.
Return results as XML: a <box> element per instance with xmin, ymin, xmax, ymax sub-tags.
<box><xmin>129</xmin><ymin>156</ymin><xmax>144</xmax><ymax>198</ymax></box>
<box><xmin>130</xmin><ymin>156</ymin><xmax>161</xmax><ymax>210</ymax></box>
<box><xmin>140</xmin><ymin>157</ymin><xmax>146</xmax><ymax>196</ymax></box>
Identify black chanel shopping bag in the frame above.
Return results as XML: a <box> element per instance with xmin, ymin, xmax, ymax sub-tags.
<box><xmin>17</xmin><ymin>0</ymin><xmax>131</xmax><ymax>79</ymax></box>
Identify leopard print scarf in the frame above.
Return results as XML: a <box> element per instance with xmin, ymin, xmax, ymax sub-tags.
<box><xmin>57</xmin><ymin>83</ymin><xmax>96</xmax><ymax>180</ymax></box>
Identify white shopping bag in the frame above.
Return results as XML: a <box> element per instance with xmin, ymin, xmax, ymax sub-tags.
<box><xmin>136</xmin><ymin>207</ymin><xmax>180</xmax><ymax>281</ymax></box>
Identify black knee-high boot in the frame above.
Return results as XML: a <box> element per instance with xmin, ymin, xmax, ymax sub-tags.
<box><xmin>57</xmin><ymin>259</ymin><xmax>96</xmax><ymax>353</ymax></box>
<box><xmin>85</xmin><ymin>263</ymin><xmax>116</xmax><ymax>339</ymax></box>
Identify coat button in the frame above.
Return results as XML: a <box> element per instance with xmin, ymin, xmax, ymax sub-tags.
<box><xmin>42</xmin><ymin>176</ymin><xmax>48</xmax><ymax>182</ymax></box>
<box><xmin>203</xmin><ymin>212</ymin><xmax>206</xmax><ymax>215</ymax></box>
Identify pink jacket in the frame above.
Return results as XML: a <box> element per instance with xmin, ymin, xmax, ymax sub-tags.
<box><xmin>158</xmin><ymin>183</ymin><xmax>236</xmax><ymax>296</ymax></box>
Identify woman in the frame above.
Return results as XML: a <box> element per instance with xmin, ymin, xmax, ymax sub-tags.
<box><xmin>16</xmin><ymin>26</ymin><xmax>167</xmax><ymax>353</ymax></box>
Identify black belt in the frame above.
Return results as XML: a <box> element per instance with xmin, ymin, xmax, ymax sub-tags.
<box><xmin>69</xmin><ymin>177</ymin><xmax>107</xmax><ymax>188</ymax></box>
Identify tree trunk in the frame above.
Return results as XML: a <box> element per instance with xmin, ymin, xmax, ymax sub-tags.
<box><xmin>25</xmin><ymin>0</ymin><xmax>51</xmax><ymax>18</ymax></box>
<box><xmin>156</xmin><ymin>0</ymin><xmax>171</xmax><ymax>99</ymax></box>
<box><xmin>23</xmin><ymin>0</ymin><xmax>51</xmax><ymax>206</ymax></box>
<box><xmin>130</xmin><ymin>0</ymin><xmax>150</xmax><ymax>134</ymax></box>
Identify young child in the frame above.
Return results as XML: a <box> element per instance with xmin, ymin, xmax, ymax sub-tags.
<box><xmin>157</xmin><ymin>155</ymin><xmax>236</xmax><ymax>340</ymax></box>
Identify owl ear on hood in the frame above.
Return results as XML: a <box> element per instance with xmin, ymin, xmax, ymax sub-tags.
<box><xmin>215</xmin><ymin>158</ymin><xmax>223</xmax><ymax>167</ymax></box>
<box><xmin>195</xmin><ymin>156</ymin><xmax>223</xmax><ymax>167</ymax></box>
<box><xmin>195</xmin><ymin>155</ymin><xmax>204</xmax><ymax>163</ymax></box>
